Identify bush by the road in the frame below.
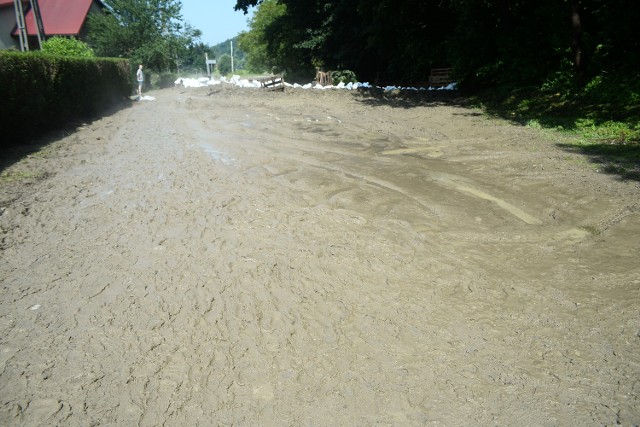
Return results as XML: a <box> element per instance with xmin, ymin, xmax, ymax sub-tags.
<box><xmin>148</xmin><ymin>70</ymin><xmax>179</xmax><ymax>89</ymax></box>
<box><xmin>0</xmin><ymin>51</ymin><xmax>130</xmax><ymax>144</ymax></box>
<box><xmin>41</xmin><ymin>36</ymin><xmax>95</xmax><ymax>58</ymax></box>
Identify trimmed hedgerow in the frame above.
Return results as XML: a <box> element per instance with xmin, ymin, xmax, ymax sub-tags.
<box><xmin>0</xmin><ymin>51</ymin><xmax>130</xmax><ymax>144</ymax></box>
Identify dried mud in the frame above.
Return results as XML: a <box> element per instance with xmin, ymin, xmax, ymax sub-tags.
<box><xmin>1</xmin><ymin>85</ymin><xmax>639</xmax><ymax>426</ymax></box>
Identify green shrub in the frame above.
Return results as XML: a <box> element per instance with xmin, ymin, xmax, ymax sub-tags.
<box><xmin>218</xmin><ymin>54</ymin><xmax>232</xmax><ymax>75</ymax></box>
<box><xmin>41</xmin><ymin>36</ymin><xmax>94</xmax><ymax>57</ymax></box>
<box><xmin>148</xmin><ymin>71</ymin><xmax>178</xmax><ymax>89</ymax></box>
<box><xmin>331</xmin><ymin>70</ymin><xmax>357</xmax><ymax>84</ymax></box>
<box><xmin>0</xmin><ymin>51</ymin><xmax>129</xmax><ymax>144</ymax></box>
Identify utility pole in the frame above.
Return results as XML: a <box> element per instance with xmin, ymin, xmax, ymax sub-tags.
<box><xmin>30</xmin><ymin>0</ymin><xmax>46</xmax><ymax>49</ymax></box>
<box><xmin>13</xmin><ymin>0</ymin><xmax>28</xmax><ymax>51</ymax></box>
<box><xmin>230</xmin><ymin>40</ymin><xmax>234</xmax><ymax>73</ymax></box>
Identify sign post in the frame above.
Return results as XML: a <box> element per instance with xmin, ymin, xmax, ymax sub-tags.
<box><xmin>205</xmin><ymin>53</ymin><xmax>217</xmax><ymax>78</ymax></box>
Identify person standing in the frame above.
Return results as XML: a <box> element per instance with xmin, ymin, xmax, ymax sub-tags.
<box><xmin>136</xmin><ymin>64</ymin><xmax>144</xmax><ymax>98</ymax></box>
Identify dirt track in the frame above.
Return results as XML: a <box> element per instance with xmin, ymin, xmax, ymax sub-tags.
<box><xmin>1</xmin><ymin>85</ymin><xmax>639</xmax><ymax>426</ymax></box>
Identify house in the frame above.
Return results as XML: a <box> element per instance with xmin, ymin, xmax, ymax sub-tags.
<box><xmin>0</xmin><ymin>0</ymin><xmax>24</xmax><ymax>49</ymax></box>
<box><xmin>0</xmin><ymin>0</ymin><xmax>104</xmax><ymax>50</ymax></box>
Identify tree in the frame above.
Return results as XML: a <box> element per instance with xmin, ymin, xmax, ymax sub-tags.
<box><xmin>235</xmin><ymin>0</ymin><xmax>455</xmax><ymax>82</ymax></box>
<box><xmin>234</xmin><ymin>0</ymin><xmax>259</xmax><ymax>13</ymax></box>
<box><xmin>87</xmin><ymin>0</ymin><xmax>200</xmax><ymax>71</ymax></box>
<box><xmin>41</xmin><ymin>36</ymin><xmax>95</xmax><ymax>57</ymax></box>
<box><xmin>238</xmin><ymin>0</ymin><xmax>286</xmax><ymax>73</ymax></box>
<box><xmin>570</xmin><ymin>0</ymin><xmax>584</xmax><ymax>82</ymax></box>
<box><xmin>237</xmin><ymin>0</ymin><xmax>344</xmax><ymax>76</ymax></box>
<box><xmin>217</xmin><ymin>53</ymin><xmax>232</xmax><ymax>75</ymax></box>
<box><xmin>235</xmin><ymin>0</ymin><xmax>639</xmax><ymax>91</ymax></box>
<box><xmin>180</xmin><ymin>42</ymin><xmax>212</xmax><ymax>74</ymax></box>
<box><xmin>354</xmin><ymin>0</ymin><xmax>455</xmax><ymax>82</ymax></box>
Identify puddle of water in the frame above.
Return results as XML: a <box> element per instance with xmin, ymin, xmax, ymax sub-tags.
<box><xmin>200</xmin><ymin>143</ymin><xmax>234</xmax><ymax>164</ymax></box>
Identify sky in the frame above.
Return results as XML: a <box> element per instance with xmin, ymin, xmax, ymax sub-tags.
<box><xmin>181</xmin><ymin>0</ymin><xmax>255</xmax><ymax>46</ymax></box>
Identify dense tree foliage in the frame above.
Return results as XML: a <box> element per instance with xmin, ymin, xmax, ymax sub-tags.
<box><xmin>238</xmin><ymin>0</ymin><xmax>287</xmax><ymax>73</ymax></box>
<box><xmin>235</xmin><ymin>0</ymin><xmax>639</xmax><ymax>91</ymax></box>
<box><xmin>178</xmin><ymin>41</ymin><xmax>212</xmax><ymax>73</ymax></box>
<box><xmin>87</xmin><ymin>0</ymin><xmax>200</xmax><ymax>72</ymax></box>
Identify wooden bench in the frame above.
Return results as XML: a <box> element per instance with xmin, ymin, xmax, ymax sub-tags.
<box><xmin>257</xmin><ymin>74</ymin><xmax>285</xmax><ymax>91</ymax></box>
<box><xmin>428</xmin><ymin>68</ymin><xmax>454</xmax><ymax>87</ymax></box>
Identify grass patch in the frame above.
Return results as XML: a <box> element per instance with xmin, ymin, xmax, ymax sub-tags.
<box><xmin>469</xmin><ymin>71</ymin><xmax>640</xmax><ymax>180</ymax></box>
<box><xmin>0</xmin><ymin>169</ymin><xmax>48</xmax><ymax>184</ymax></box>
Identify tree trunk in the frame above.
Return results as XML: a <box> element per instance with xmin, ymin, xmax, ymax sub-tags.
<box><xmin>570</xmin><ymin>0</ymin><xmax>585</xmax><ymax>84</ymax></box>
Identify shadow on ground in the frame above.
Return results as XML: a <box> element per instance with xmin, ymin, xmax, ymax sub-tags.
<box><xmin>463</xmin><ymin>89</ymin><xmax>640</xmax><ymax>182</ymax></box>
<box><xmin>0</xmin><ymin>101</ymin><xmax>132</xmax><ymax>175</ymax></box>
<box><xmin>1</xmin><ymin>135</ymin><xmax>61</xmax><ymax>175</ymax></box>
<box><xmin>557</xmin><ymin>141</ymin><xmax>640</xmax><ymax>181</ymax></box>
<box><xmin>354</xmin><ymin>88</ymin><xmax>468</xmax><ymax>109</ymax></box>
<box><xmin>355</xmin><ymin>87</ymin><xmax>640</xmax><ymax>182</ymax></box>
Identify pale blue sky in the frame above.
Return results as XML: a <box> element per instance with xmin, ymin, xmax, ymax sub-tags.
<box><xmin>181</xmin><ymin>0</ymin><xmax>255</xmax><ymax>46</ymax></box>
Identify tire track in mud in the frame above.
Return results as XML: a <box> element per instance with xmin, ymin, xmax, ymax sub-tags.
<box><xmin>215</xmin><ymin>100</ymin><xmax>610</xmax><ymax>248</ymax></box>
<box><xmin>1</xmin><ymin>89</ymin><xmax>638</xmax><ymax>426</ymax></box>
<box><xmin>179</xmin><ymin>90</ymin><xmax>639</xmax><ymax>424</ymax></box>
<box><xmin>123</xmin><ymin>98</ymin><xmax>500</xmax><ymax>424</ymax></box>
<box><xmin>187</xmin><ymin>98</ymin><xmax>546</xmax><ymax>235</ymax></box>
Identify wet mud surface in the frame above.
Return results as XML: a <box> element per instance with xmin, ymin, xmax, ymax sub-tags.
<box><xmin>1</xmin><ymin>86</ymin><xmax>639</xmax><ymax>425</ymax></box>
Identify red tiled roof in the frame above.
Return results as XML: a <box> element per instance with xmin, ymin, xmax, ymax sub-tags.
<box><xmin>13</xmin><ymin>0</ymin><xmax>95</xmax><ymax>36</ymax></box>
<box><xmin>1</xmin><ymin>0</ymin><xmax>27</xmax><ymax>7</ymax></box>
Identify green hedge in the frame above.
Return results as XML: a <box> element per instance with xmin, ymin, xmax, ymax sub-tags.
<box><xmin>0</xmin><ymin>51</ymin><xmax>130</xmax><ymax>144</ymax></box>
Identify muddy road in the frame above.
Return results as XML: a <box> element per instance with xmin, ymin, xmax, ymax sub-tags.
<box><xmin>1</xmin><ymin>85</ymin><xmax>639</xmax><ymax>425</ymax></box>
